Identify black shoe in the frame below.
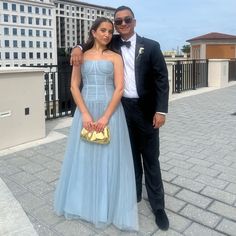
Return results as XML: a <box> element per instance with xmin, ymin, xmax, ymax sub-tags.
<box><xmin>154</xmin><ymin>209</ymin><xmax>169</xmax><ymax>230</ymax></box>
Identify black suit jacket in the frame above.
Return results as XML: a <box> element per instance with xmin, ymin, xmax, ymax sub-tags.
<box><xmin>111</xmin><ymin>34</ymin><xmax>169</xmax><ymax>118</ymax></box>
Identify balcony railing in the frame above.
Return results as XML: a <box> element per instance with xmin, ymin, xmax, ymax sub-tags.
<box><xmin>171</xmin><ymin>59</ymin><xmax>208</xmax><ymax>93</ymax></box>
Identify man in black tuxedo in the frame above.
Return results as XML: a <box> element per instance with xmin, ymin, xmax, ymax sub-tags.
<box><xmin>71</xmin><ymin>6</ymin><xmax>169</xmax><ymax>230</ymax></box>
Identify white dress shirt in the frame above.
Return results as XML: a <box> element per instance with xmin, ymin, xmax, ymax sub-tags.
<box><xmin>120</xmin><ymin>34</ymin><xmax>139</xmax><ymax>98</ymax></box>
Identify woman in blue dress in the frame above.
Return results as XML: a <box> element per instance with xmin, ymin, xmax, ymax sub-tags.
<box><xmin>54</xmin><ymin>17</ymin><xmax>139</xmax><ymax>231</ymax></box>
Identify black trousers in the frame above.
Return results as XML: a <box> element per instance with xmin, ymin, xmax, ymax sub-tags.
<box><xmin>122</xmin><ymin>97</ymin><xmax>165</xmax><ymax>212</ymax></box>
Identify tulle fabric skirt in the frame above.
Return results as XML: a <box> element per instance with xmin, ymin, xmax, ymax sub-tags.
<box><xmin>54</xmin><ymin>101</ymin><xmax>139</xmax><ymax>231</ymax></box>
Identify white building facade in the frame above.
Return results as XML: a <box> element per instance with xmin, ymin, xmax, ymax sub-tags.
<box><xmin>55</xmin><ymin>0</ymin><xmax>115</xmax><ymax>51</ymax></box>
<box><xmin>0</xmin><ymin>0</ymin><xmax>57</xmax><ymax>67</ymax></box>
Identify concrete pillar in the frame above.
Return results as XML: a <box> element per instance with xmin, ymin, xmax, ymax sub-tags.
<box><xmin>208</xmin><ymin>59</ymin><xmax>229</xmax><ymax>88</ymax></box>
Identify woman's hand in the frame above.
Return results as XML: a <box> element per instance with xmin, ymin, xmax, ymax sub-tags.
<box><xmin>94</xmin><ymin>116</ymin><xmax>109</xmax><ymax>132</ymax></box>
<box><xmin>82</xmin><ymin>113</ymin><xmax>94</xmax><ymax>131</ymax></box>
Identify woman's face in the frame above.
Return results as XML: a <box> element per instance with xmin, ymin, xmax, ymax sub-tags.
<box><xmin>92</xmin><ymin>22</ymin><xmax>113</xmax><ymax>46</ymax></box>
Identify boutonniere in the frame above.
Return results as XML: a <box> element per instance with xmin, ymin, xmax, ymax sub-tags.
<box><xmin>136</xmin><ymin>47</ymin><xmax>144</xmax><ymax>59</ymax></box>
<box><xmin>139</xmin><ymin>47</ymin><xmax>144</xmax><ymax>55</ymax></box>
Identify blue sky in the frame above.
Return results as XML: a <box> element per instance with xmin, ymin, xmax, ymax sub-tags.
<box><xmin>80</xmin><ymin>0</ymin><xmax>236</xmax><ymax>52</ymax></box>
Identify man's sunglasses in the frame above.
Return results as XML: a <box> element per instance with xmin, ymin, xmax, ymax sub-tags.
<box><xmin>114</xmin><ymin>16</ymin><xmax>133</xmax><ymax>26</ymax></box>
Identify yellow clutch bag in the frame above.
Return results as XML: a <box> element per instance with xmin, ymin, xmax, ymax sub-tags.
<box><xmin>80</xmin><ymin>126</ymin><xmax>110</xmax><ymax>144</ymax></box>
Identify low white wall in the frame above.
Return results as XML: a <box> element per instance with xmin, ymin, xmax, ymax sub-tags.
<box><xmin>0</xmin><ymin>67</ymin><xmax>45</xmax><ymax>150</ymax></box>
<box><xmin>208</xmin><ymin>59</ymin><xmax>229</xmax><ymax>88</ymax></box>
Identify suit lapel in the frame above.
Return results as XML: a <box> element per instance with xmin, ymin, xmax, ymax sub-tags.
<box><xmin>135</xmin><ymin>35</ymin><xmax>144</xmax><ymax>94</ymax></box>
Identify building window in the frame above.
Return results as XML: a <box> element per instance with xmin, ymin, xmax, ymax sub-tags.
<box><xmin>28</xmin><ymin>17</ymin><xmax>33</xmax><ymax>24</ymax></box>
<box><xmin>12</xmin><ymin>15</ymin><xmax>17</xmax><ymax>23</ymax></box>
<box><xmin>29</xmin><ymin>41</ymin><xmax>33</xmax><ymax>47</ymax></box>
<box><xmin>49</xmin><ymin>31</ymin><xmax>52</xmax><ymax>37</ymax></box>
<box><xmin>4</xmin><ymin>28</ymin><xmax>9</xmax><ymax>35</ymax></box>
<box><xmin>20</xmin><ymin>5</ymin><xmax>24</xmax><ymax>12</ymax></box>
<box><xmin>21</xmin><ymin>29</ymin><xmax>25</xmax><ymax>36</ymax></box>
<box><xmin>44</xmin><ymin>52</ymin><xmax>47</xmax><ymax>59</ymax></box>
<box><xmin>5</xmin><ymin>52</ymin><xmax>10</xmax><ymax>59</ymax></box>
<box><xmin>50</xmin><ymin>42</ymin><xmax>52</xmax><ymax>48</ymax></box>
<box><xmin>43</xmin><ymin>19</ymin><xmax>47</xmax><ymax>26</ymax></box>
<box><xmin>13</xmin><ymin>40</ymin><xmax>18</xmax><ymax>47</ymax></box>
<box><xmin>36</xmin><ymin>18</ymin><xmax>40</xmax><ymax>25</ymax></box>
<box><xmin>42</xmin><ymin>8</ymin><xmax>46</xmax><ymax>15</ymax></box>
<box><xmin>50</xmin><ymin>53</ymin><xmax>52</xmax><ymax>59</ymax></box>
<box><xmin>49</xmin><ymin>9</ymin><xmax>51</xmax><ymax>15</ymax></box>
<box><xmin>28</xmin><ymin>6</ymin><xmax>32</xmax><ymax>13</ymax></box>
<box><xmin>21</xmin><ymin>16</ymin><xmax>25</xmax><ymax>24</ymax></box>
<box><xmin>21</xmin><ymin>40</ymin><xmax>26</xmax><ymax>47</ymax></box>
<box><xmin>29</xmin><ymin>52</ymin><xmax>33</xmax><ymax>59</ymax></box>
<box><xmin>36</xmin><ymin>30</ymin><xmax>40</xmax><ymax>36</ymax></box>
<box><xmin>4</xmin><ymin>14</ymin><xmax>9</xmax><ymax>22</ymax></box>
<box><xmin>3</xmin><ymin>2</ymin><xmax>8</xmax><ymax>10</ymax></box>
<box><xmin>43</xmin><ymin>31</ymin><xmax>47</xmax><ymax>37</ymax></box>
<box><xmin>12</xmin><ymin>4</ymin><xmax>16</xmax><ymax>11</ymax></box>
<box><xmin>5</xmin><ymin>40</ymin><xmax>10</xmax><ymax>47</ymax></box>
<box><xmin>29</xmin><ymin>29</ymin><xmax>33</xmax><ymax>36</ymax></box>
<box><xmin>14</xmin><ymin>52</ymin><xmax>18</xmax><ymax>59</ymax></box>
<box><xmin>36</xmin><ymin>41</ymin><xmax>40</xmax><ymax>48</ymax></box>
<box><xmin>35</xmin><ymin>7</ymin><xmax>39</xmax><ymax>14</ymax></box>
<box><xmin>22</xmin><ymin>52</ymin><xmax>26</xmax><ymax>59</ymax></box>
<box><xmin>12</xmin><ymin>28</ymin><xmax>17</xmax><ymax>35</ymax></box>
<box><xmin>37</xmin><ymin>52</ymin><xmax>41</xmax><ymax>59</ymax></box>
<box><xmin>43</xmin><ymin>42</ymin><xmax>47</xmax><ymax>48</ymax></box>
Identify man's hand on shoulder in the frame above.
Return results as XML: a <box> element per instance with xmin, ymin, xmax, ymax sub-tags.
<box><xmin>70</xmin><ymin>46</ymin><xmax>83</xmax><ymax>66</ymax></box>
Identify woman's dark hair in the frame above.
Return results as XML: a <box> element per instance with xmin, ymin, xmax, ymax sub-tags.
<box><xmin>83</xmin><ymin>17</ymin><xmax>114</xmax><ymax>52</ymax></box>
<box><xmin>114</xmin><ymin>6</ymin><xmax>135</xmax><ymax>18</ymax></box>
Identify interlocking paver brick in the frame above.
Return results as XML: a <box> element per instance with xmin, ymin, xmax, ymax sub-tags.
<box><xmin>208</xmin><ymin>201</ymin><xmax>236</xmax><ymax>221</ymax></box>
<box><xmin>195</xmin><ymin>175</ymin><xmax>228</xmax><ymax>189</ymax></box>
<box><xmin>165</xmin><ymin>210</ymin><xmax>191</xmax><ymax>233</ymax></box>
<box><xmin>170</xmin><ymin>167</ymin><xmax>199</xmax><ymax>179</ymax></box>
<box><xmin>189</xmin><ymin>165</ymin><xmax>220</xmax><ymax>177</ymax></box>
<box><xmin>180</xmin><ymin>204</ymin><xmax>221</xmax><ymax>228</ymax></box>
<box><xmin>176</xmin><ymin>189</ymin><xmax>212</xmax><ymax>209</ymax></box>
<box><xmin>216</xmin><ymin>218</ymin><xmax>236</xmax><ymax>236</ymax></box>
<box><xmin>225</xmin><ymin>183</ymin><xmax>236</xmax><ymax>195</ymax></box>
<box><xmin>166</xmin><ymin>159</ymin><xmax>194</xmax><ymax>170</ymax></box>
<box><xmin>186</xmin><ymin>158</ymin><xmax>213</xmax><ymax>167</ymax></box>
<box><xmin>165</xmin><ymin>195</ymin><xmax>186</xmax><ymax>213</ymax></box>
<box><xmin>163</xmin><ymin>182</ymin><xmax>181</xmax><ymax>196</ymax></box>
<box><xmin>153</xmin><ymin>229</ymin><xmax>182</xmax><ymax>236</ymax></box>
<box><xmin>184</xmin><ymin>222</ymin><xmax>225</xmax><ymax>236</ymax></box>
<box><xmin>218</xmin><ymin>173</ymin><xmax>236</xmax><ymax>184</ymax></box>
<box><xmin>201</xmin><ymin>186</ymin><xmax>236</xmax><ymax>205</ymax></box>
<box><xmin>171</xmin><ymin>176</ymin><xmax>205</xmax><ymax>192</ymax></box>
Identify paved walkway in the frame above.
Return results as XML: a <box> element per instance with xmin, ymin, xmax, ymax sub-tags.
<box><xmin>0</xmin><ymin>84</ymin><xmax>236</xmax><ymax>236</ymax></box>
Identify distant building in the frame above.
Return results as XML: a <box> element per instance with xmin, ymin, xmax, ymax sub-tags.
<box><xmin>0</xmin><ymin>0</ymin><xmax>57</xmax><ymax>67</ymax></box>
<box><xmin>54</xmin><ymin>0</ymin><xmax>115</xmax><ymax>52</ymax></box>
<box><xmin>187</xmin><ymin>32</ymin><xmax>236</xmax><ymax>59</ymax></box>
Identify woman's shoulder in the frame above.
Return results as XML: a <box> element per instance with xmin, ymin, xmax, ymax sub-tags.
<box><xmin>105</xmin><ymin>50</ymin><xmax>122</xmax><ymax>61</ymax></box>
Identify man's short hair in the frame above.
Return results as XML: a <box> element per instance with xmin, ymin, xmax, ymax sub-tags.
<box><xmin>114</xmin><ymin>6</ymin><xmax>135</xmax><ymax>18</ymax></box>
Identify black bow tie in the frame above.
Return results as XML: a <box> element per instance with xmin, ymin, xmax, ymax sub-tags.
<box><xmin>120</xmin><ymin>40</ymin><xmax>131</xmax><ymax>48</ymax></box>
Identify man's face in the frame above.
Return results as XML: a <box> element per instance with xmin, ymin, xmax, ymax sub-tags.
<box><xmin>114</xmin><ymin>9</ymin><xmax>136</xmax><ymax>40</ymax></box>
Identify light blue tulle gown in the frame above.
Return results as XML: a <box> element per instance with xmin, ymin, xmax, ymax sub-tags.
<box><xmin>54</xmin><ymin>60</ymin><xmax>139</xmax><ymax>231</ymax></box>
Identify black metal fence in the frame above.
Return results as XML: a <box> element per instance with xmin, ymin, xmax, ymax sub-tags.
<box><xmin>229</xmin><ymin>59</ymin><xmax>236</xmax><ymax>81</ymax></box>
<box><xmin>172</xmin><ymin>59</ymin><xmax>208</xmax><ymax>93</ymax></box>
<box><xmin>44</xmin><ymin>63</ymin><xmax>74</xmax><ymax>120</ymax></box>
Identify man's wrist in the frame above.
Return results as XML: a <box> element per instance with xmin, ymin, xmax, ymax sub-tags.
<box><xmin>74</xmin><ymin>45</ymin><xmax>83</xmax><ymax>50</ymax></box>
